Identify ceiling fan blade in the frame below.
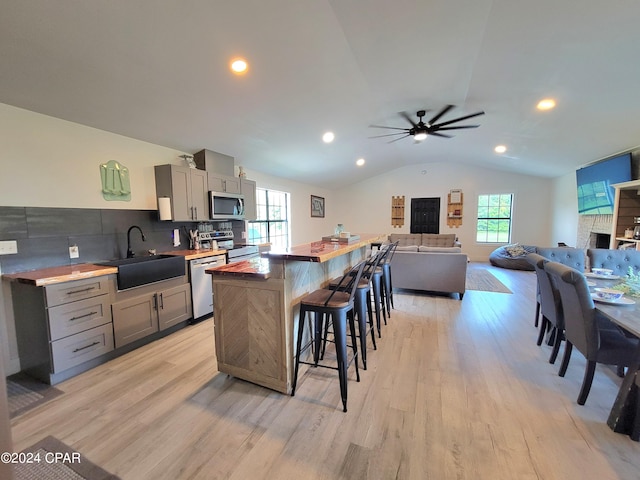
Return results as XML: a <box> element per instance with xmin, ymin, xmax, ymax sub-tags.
<box><xmin>388</xmin><ymin>134</ymin><xmax>412</xmax><ymax>143</ymax></box>
<box><xmin>432</xmin><ymin>111</ymin><xmax>485</xmax><ymax>128</ymax></box>
<box><xmin>426</xmin><ymin>104</ymin><xmax>454</xmax><ymax>125</ymax></box>
<box><xmin>369</xmin><ymin>124</ymin><xmax>409</xmax><ymax>131</ymax></box>
<box><xmin>429</xmin><ymin>132</ymin><xmax>453</xmax><ymax>138</ymax></box>
<box><xmin>368</xmin><ymin>132</ymin><xmax>410</xmax><ymax>139</ymax></box>
<box><xmin>399</xmin><ymin>111</ymin><xmax>418</xmax><ymax>128</ymax></box>
<box><xmin>436</xmin><ymin>125</ymin><xmax>480</xmax><ymax>131</ymax></box>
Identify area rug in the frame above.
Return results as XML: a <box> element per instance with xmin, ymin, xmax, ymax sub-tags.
<box><xmin>466</xmin><ymin>268</ymin><xmax>512</xmax><ymax>294</ymax></box>
<box><xmin>15</xmin><ymin>436</ymin><xmax>120</xmax><ymax>480</ymax></box>
<box><xmin>6</xmin><ymin>373</ymin><xmax>63</xmax><ymax>419</ymax></box>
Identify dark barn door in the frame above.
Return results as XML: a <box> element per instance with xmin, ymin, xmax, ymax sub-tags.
<box><xmin>410</xmin><ymin>197</ymin><xmax>440</xmax><ymax>234</ymax></box>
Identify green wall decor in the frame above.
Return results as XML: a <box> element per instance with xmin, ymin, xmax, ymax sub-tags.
<box><xmin>100</xmin><ymin>160</ymin><xmax>131</xmax><ymax>201</ymax></box>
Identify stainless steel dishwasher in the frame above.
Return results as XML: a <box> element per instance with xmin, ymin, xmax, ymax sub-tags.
<box><xmin>189</xmin><ymin>254</ymin><xmax>226</xmax><ymax>320</ymax></box>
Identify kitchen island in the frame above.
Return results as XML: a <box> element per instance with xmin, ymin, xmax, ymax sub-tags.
<box><xmin>207</xmin><ymin>234</ymin><xmax>385</xmax><ymax>394</ymax></box>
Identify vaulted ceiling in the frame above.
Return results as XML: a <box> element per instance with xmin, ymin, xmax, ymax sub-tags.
<box><xmin>1</xmin><ymin>1</ymin><xmax>639</xmax><ymax>189</ymax></box>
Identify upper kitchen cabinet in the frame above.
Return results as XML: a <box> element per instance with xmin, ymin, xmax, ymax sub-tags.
<box><xmin>241</xmin><ymin>178</ymin><xmax>257</xmax><ymax>221</ymax></box>
<box><xmin>155</xmin><ymin>165</ymin><xmax>209</xmax><ymax>222</ymax></box>
<box><xmin>208</xmin><ymin>173</ymin><xmax>241</xmax><ymax>194</ymax></box>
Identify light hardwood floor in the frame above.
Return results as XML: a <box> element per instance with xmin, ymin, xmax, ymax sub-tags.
<box><xmin>10</xmin><ymin>263</ymin><xmax>640</xmax><ymax>479</ymax></box>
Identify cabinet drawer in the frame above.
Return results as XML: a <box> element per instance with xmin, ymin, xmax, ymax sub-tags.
<box><xmin>45</xmin><ymin>276</ymin><xmax>111</xmax><ymax>307</ymax></box>
<box><xmin>51</xmin><ymin>323</ymin><xmax>114</xmax><ymax>373</ymax></box>
<box><xmin>48</xmin><ymin>294</ymin><xmax>112</xmax><ymax>341</ymax></box>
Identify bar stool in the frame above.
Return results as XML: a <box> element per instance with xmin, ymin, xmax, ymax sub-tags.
<box><xmin>380</xmin><ymin>241</ymin><xmax>398</xmax><ymax>315</ymax></box>
<box><xmin>327</xmin><ymin>251</ymin><xmax>383</xmax><ymax>369</ymax></box>
<box><xmin>291</xmin><ymin>260</ymin><xmax>366</xmax><ymax>412</ymax></box>
<box><xmin>370</xmin><ymin>245</ymin><xmax>393</xmax><ymax>334</ymax></box>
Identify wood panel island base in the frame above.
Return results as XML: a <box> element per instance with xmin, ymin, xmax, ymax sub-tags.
<box><xmin>207</xmin><ymin>234</ymin><xmax>386</xmax><ymax>394</ymax></box>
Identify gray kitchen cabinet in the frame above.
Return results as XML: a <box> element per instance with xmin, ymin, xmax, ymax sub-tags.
<box><xmin>11</xmin><ymin>275</ymin><xmax>115</xmax><ymax>384</ymax></box>
<box><xmin>112</xmin><ymin>279</ymin><xmax>192</xmax><ymax>348</ymax></box>
<box><xmin>155</xmin><ymin>164</ymin><xmax>209</xmax><ymax>221</ymax></box>
<box><xmin>208</xmin><ymin>172</ymin><xmax>241</xmax><ymax>194</ymax></box>
<box><xmin>158</xmin><ymin>283</ymin><xmax>192</xmax><ymax>330</ymax></box>
<box><xmin>241</xmin><ymin>178</ymin><xmax>257</xmax><ymax>221</ymax></box>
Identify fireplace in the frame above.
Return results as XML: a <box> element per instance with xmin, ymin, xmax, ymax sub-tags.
<box><xmin>593</xmin><ymin>233</ymin><xmax>611</xmax><ymax>249</ymax></box>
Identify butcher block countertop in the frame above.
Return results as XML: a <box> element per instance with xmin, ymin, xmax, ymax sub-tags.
<box><xmin>206</xmin><ymin>257</ymin><xmax>271</xmax><ymax>279</ymax></box>
<box><xmin>261</xmin><ymin>233</ymin><xmax>386</xmax><ymax>263</ymax></box>
<box><xmin>163</xmin><ymin>248</ymin><xmax>226</xmax><ymax>260</ymax></box>
<box><xmin>3</xmin><ymin>249</ymin><xmax>226</xmax><ymax>286</ymax></box>
<box><xmin>3</xmin><ymin>264</ymin><xmax>118</xmax><ymax>287</ymax></box>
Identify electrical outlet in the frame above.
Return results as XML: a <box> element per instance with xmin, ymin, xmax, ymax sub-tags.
<box><xmin>69</xmin><ymin>245</ymin><xmax>79</xmax><ymax>259</ymax></box>
<box><xmin>0</xmin><ymin>240</ymin><xmax>18</xmax><ymax>255</ymax></box>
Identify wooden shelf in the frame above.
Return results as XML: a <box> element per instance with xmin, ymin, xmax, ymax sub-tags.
<box><xmin>391</xmin><ymin>196</ymin><xmax>405</xmax><ymax>228</ymax></box>
<box><xmin>447</xmin><ymin>191</ymin><xmax>463</xmax><ymax>228</ymax></box>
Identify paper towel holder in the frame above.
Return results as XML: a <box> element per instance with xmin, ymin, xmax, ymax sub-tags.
<box><xmin>158</xmin><ymin>196</ymin><xmax>172</xmax><ymax>221</ymax></box>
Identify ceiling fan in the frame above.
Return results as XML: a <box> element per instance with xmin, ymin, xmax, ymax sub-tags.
<box><xmin>369</xmin><ymin>105</ymin><xmax>485</xmax><ymax>143</ymax></box>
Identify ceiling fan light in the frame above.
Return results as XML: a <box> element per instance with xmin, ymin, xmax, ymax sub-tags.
<box><xmin>414</xmin><ymin>132</ymin><xmax>428</xmax><ymax>141</ymax></box>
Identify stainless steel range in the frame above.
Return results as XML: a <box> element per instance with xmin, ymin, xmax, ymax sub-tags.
<box><xmin>215</xmin><ymin>231</ymin><xmax>260</xmax><ymax>263</ymax></box>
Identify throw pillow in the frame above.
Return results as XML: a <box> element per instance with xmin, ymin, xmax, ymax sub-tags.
<box><xmin>504</xmin><ymin>243</ymin><xmax>527</xmax><ymax>257</ymax></box>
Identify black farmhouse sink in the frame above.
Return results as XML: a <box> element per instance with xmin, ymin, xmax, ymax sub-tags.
<box><xmin>97</xmin><ymin>254</ymin><xmax>185</xmax><ymax>290</ymax></box>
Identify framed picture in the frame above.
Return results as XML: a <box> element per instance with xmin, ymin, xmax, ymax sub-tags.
<box><xmin>310</xmin><ymin>195</ymin><xmax>325</xmax><ymax>218</ymax></box>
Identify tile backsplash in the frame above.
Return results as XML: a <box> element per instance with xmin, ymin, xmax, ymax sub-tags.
<box><xmin>0</xmin><ymin>206</ymin><xmax>203</xmax><ymax>274</ymax></box>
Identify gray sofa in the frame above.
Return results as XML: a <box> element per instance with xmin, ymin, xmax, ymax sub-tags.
<box><xmin>388</xmin><ymin>233</ymin><xmax>467</xmax><ymax>299</ymax></box>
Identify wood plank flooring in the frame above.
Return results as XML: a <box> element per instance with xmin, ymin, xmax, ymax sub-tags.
<box><xmin>10</xmin><ymin>263</ymin><xmax>640</xmax><ymax>479</ymax></box>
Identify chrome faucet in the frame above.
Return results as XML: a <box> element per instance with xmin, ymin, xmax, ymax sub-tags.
<box><xmin>127</xmin><ymin>225</ymin><xmax>146</xmax><ymax>258</ymax></box>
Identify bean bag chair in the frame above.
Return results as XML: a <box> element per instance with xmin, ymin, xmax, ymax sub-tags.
<box><xmin>489</xmin><ymin>244</ymin><xmax>537</xmax><ymax>270</ymax></box>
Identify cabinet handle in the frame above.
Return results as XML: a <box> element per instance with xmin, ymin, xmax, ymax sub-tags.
<box><xmin>69</xmin><ymin>311</ymin><xmax>98</xmax><ymax>321</ymax></box>
<box><xmin>153</xmin><ymin>293</ymin><xmax>158</xmax><ymax>310</ymax></box>
<box><xmin>159</xmin><ymin>293</ymin><xmax>164</xmax><ymax>309</ymax></box>
<box><xmin>194</xmin><ymin>206</ymin><xmax>198</xmax><ymax>219</ymax></box>
<box><xmin>66</xmin><ymin>287</ymin><xmax>96</xmax><ymax>295</ymax></box>
<box><xmin>72</xmin><ymin>341</ymin><xmax>100</xmax><ymax>353</ymax></box>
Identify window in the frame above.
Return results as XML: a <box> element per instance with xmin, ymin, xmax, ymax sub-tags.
<box><xmin>248</xmin><ymin>188</ymin><xmax>290</xmax><ymax>249</ymax></box>
<box><xmin>476</xmin><ymin>193</ymin><xmax>513</xmax><ymax>243</ymax></box>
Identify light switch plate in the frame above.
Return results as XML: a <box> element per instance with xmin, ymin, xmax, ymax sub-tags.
<box><xmin>0</xmin><ymin>240</ymin><xmax>18</xmax><ymax>255</ymax></box>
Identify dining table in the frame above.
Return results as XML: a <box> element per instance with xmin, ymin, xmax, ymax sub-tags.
<box><xmin>587</xmin><ymin>272</ymin><xmax>640</xmax><ymax>440</ymax></box>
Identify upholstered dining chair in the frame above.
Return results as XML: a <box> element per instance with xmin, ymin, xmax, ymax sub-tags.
<box><xmin>544</xmin><ymin>261</ymin><xmax>639</xmax><ymax>405</ymax></box>
<box><xmin>526</xmin><ymin>253</ymin><xmax>565</xmax><ymax>364</ymax></box>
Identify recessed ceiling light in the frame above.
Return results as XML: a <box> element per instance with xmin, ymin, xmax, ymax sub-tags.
<box><xmin>356</xmin><ymin>158</ymin><xmax>365</xmax><ymax>166</ymax></box>
<box><xmin>230</xmin><ymin>58</ymin><xmax>248</xmax><ymax>74</ymax></box>
<box><xmin>494</xmin><ymin>145</ymin><xmax>507</xmax><ymax>154</ymax></box>
<box><xmin>537</xmin><ymin>98</ymin><xmax>556</xmax><ymax>110</ymax></box>
<box><xmin>323</xmin><ymin>132</ymin><xmax>335</xmax><ymax>143</ymax></box>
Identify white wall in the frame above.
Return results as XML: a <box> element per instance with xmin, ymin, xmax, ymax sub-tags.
<box><xmin>0</xmin><ymin>103</ymin><xmax>188</xmax><ymax>208</ymax></box>
<box><xmin>551</xmin><ymin>171</ymin><xmax>580</xmax><ymax>247</ymax></box>
<box><xmin>238</xmin><ymin>169</ymin><xmax>336</xmax><ymax>246</ymax></box>
<box><xmin>333</xmin><ymin>162</ymin><xmax>555</xmax><ymax>261</ymax></box>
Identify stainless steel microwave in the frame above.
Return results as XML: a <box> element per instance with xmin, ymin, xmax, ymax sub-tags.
<box><xmin>210</xmin><ymin>191</ymin><xmax>245</xmax><ymax>220</ymax></box>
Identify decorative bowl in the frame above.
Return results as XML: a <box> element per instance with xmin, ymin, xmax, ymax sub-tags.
<box><xmin>592</xmin><ymin>268</ymin><xmax>614</xmax><ymax>276</ymax></box>
<box><xmin>594</xmin><ymin>288</ymin><xmax>624</xmax><ymax>301</ymax></box>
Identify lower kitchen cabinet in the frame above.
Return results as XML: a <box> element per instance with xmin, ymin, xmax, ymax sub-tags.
<box><xmin>112</xmin><ymin>280</ymin><xmax>192</xmax><ymax>348</ymax></box>
<box><xmin>11</xmin><ymin>275</ymin><xmax>116</xmax><ymax>384</ymax></box>
<box><xmin>9</xmin><ymin>270</ymin><xmax>193</xmax><ymax>384</ymax></box>
<box><xmin>50</xmin><ymin>323</ymin><xmax>115</xmax><ymax>373</ymax></box>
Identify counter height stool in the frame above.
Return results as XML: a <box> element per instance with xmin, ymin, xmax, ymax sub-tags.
<box><xmin>380</xmin><ymin>241</ymin><xmax>398</xmax><ymax>315</ymax></box>
<box><xmin>370</xmin><ymin>244</ymin><xmax>393</xmax><ymax>333</ymax></box>
<box><xmin>292</xmin><ymin>260</ymin><xmax>366</xmax><ymax>412</ymax></box>
<box><xmin>327</xmin><ymin>250</ymin><xmax>384</xmax><ymax>369</ymax></box>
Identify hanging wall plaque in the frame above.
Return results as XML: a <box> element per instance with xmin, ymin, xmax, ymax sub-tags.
<box><xmin>100</xmin><ymin>160</ymin><xmax>131</xmax><ymax>201</ymax></box>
